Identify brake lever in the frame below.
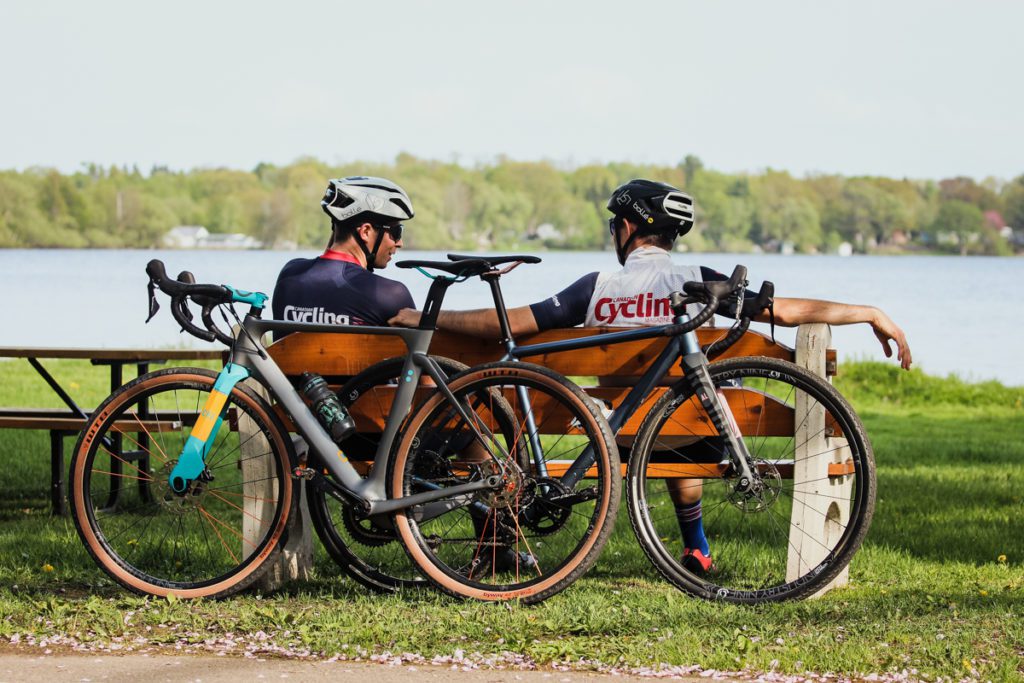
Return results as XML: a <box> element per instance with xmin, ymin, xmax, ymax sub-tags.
<box><xmin>174</xmin><ymin>271</ymin><xmax>197</xmax><ymax>323</ymax></box>
<box><xmin>734</xmin><ymin>281</ymin><xmax>746</xmax><ymax>323</ymax></box>
<box><xmin>145</xmin><ymin>279</ymin><xmax>160</xmax><ymax>323</ymax></box>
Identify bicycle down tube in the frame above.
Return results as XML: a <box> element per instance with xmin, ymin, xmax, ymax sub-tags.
<box><xmin>470</xmin><ymin>263</ymin><xmax>759</xmax><ymax>492</ymax></box>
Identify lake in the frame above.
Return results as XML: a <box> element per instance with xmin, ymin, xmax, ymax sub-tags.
<box><xmin>1</xmin><ymin>249</ymin><xmax>1019</xmax><ymax>386</ymax></box>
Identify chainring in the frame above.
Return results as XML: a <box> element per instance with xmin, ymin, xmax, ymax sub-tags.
<box><xmin>519</xmin><ymin>476</ymin><xmax>573</xmax><ymax>535</ymax></box>
<box><xmin>340</xmin><ymin>506</ymin><xmax>398</xmax><ymax>547</ymax></box>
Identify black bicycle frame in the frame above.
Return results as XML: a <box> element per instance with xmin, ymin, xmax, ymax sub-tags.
<box><xmin>475</xmin><ymin>271</ymin><xmax>755</xmax><ymax>490</ymax></box>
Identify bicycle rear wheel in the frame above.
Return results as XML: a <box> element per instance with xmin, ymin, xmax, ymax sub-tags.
<box><xmin>390</xmin><ymin>361</ymin><xmax>620</xmax><ymax>603</ymax></box>
<box><xmin>626</xmin><ymin>357</ymin><xmax>875</xmax><ymax>603</ymax></box>
<box><xmin>306</xmin><ymin>355</ymin><xmax>470</xmax><ymax>592</ymax></box>
<box><xmin>69</xmin><ymin>367</ymin><xmax>296</xmax><ymax>598</ymax></box>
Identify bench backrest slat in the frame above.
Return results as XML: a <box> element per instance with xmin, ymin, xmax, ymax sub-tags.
<box><xmin>267</xmin><ymin>328</ymin><xmax>793</xmax><ymax>378</ymax></box>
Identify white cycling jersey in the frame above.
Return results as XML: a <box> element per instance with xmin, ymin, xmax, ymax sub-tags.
<box><xmin>583</xmin><ymin>247</ymin><xmax>703</xmax><ymax>327</ymax></box>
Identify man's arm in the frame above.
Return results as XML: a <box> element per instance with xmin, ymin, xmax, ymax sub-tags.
<box><xmin>763</xmin><ymin>297</ymin><xmax>912</xmax><ymax>370</ymax></box>
<box><xmin>389</xmin><ymin>271</ymin><xmax>597</xmax><ymax>338</ymax></box>
<box><xmin>388</xmin><ymin>306</ymin><xmax>540</xmax><ymax>338</ymax></box>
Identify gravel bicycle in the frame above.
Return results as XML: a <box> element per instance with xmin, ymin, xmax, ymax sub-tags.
<box><xmin>322</xmin><ymin>256</ymin><xmax>875</xmax><ymax>603</ymax></box>
<box><xmin>68</xmin><ymin>258</ymin><xmax>620</xmax><ymax>603</ymax></box>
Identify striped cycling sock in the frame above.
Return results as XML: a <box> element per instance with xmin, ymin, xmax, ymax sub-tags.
<box><xmin>675</xmin><ymin>500</ymin><xmax>710</xmax><ymax>556</ymax></box>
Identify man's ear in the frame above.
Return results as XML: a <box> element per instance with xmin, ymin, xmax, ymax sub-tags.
<box><xmin>620</xmin><ymin>218</ymin><xmax>637</xmax><ymax>240</ymax></box>
<box><xmin>355</xmin><ymin>222</ymin><xmax>375</xmax><ymax>242</ymax></box>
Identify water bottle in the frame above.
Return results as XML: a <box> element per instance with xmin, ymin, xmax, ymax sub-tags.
<box><xmin>299</xmin><ymin>372</ymin><xmax>355</xmax><ymax>444</ymax></box>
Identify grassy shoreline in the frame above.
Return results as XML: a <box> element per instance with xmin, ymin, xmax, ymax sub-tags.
<box><xmin>0</xmin><ymin>360</ymin><xmax>1021</xmax><ymax>680</ymax></box>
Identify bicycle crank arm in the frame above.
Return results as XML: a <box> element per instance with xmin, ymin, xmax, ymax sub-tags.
<box><xmin>367</xmin><ymin>475</ymin><xmax>502</xmax><ymax>516</ymax></box>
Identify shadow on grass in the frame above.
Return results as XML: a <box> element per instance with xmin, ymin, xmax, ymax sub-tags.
<box><xmin>1</xmin><ymin>410</ymin><xmax>1021</xmax><ymax>598</ymax></box>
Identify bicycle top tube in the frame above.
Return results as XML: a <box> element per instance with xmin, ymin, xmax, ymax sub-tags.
<box><xmin>506</xmin><ymin>323</ymin><xmax>680</xmax><ymax>361</ymax></box>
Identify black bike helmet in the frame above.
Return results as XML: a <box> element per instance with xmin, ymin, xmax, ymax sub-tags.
<box><xmin>607</xmin><ymin>179</ymin><xmax>695</xmax><ymax>265</ymax></box>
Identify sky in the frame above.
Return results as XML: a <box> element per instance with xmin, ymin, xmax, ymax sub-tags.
<box><xmin>1</xmin><ymin>0</ymin><xmax>1021</xmax><ymax>180</ymax></box>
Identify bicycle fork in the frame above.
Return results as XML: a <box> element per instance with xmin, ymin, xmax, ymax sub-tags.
<box><xmin>676</xmin><ymin>318</ymin><xmax>759</xmax><ymax>494</ymax></box>
<box><xmin>167</xmin><ymin>363</ymin><xmax>251</xmax><ymax>494</ymax></box>
<box><xmin>678</xmin><ymin>351</ymin><xmax>759</xmax><ymax>494</ymax></box>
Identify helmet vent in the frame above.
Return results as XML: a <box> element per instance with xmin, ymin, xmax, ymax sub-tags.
<box><xmin>663</xmin><ymin>192</ymin><xmax>694</xmax><ymax>223</ymax></box>
<box><xmin>356</xmin><ymin>183</ymin><xmax>406</xmax><ymax>193</ymax></box>
<box><xmin>390</xmin><ymin>197</ymin><xmax>412</xmax><ymax>215</ymax></box>
<box><xmin>327</xmin><ymin>192</ymin><xmax>354</xmax><ymax>209</ymax></box>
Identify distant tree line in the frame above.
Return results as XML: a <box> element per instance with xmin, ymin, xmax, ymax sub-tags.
<box><xmin>1</xmin><ymin>154</ymin><xmax>1022</xmax><ymax>255</ymax></box>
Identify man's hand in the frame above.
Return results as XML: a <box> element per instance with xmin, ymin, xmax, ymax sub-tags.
<box><xmin>389</xmin><ymin>308</ymin><xmax>421</xmax><ymax>328</ymax></box>
<box><xmin>769</xmin><ymin>298</ymin><xmax>913</xmax><ymax>371</ymax></box>
<box><xmin>870</xmin><ymin>309</ymin><xmax>912</xmax><ymax>370</ymax></box>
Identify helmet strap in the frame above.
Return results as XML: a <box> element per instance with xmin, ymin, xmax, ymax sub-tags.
<box><xmin>361</xmin><ymin>227</ymin><xmax>387</xmax><ymax>273</ymax></box>
<box><xmin>614</xmin><ymin>223</ymin><xmax>643</xmax><ymax>266</ymax></box>
<box><xmin>350</xmin><ymin>226</ymin><xmax>378</xmax><ymax>273</ymax></box>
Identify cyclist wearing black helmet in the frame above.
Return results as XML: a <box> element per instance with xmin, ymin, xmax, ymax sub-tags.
<box><xmin>272</xmin><ymin>176</ymin><xmax>416</xmax><ymax>330</ymax></box>
<box><xmin>390</xmin><ymin>178</ymin><xmax>912</xmax><ymax>575</ymax></box>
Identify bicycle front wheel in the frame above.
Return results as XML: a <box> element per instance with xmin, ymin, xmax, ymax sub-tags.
<box><xmin>626</xmin><ymin>357</ymin><xmax>875</xmax><ymax>603</ymax></box>
<box><xmin>390</xmin><ymin>361</ymin><xmax>620</xmax><ymax>603</ymax></box>
<box><xmin>69</xmin><ymin>367</ymin><xmax>297</xmax><ymax>598</ymax></box>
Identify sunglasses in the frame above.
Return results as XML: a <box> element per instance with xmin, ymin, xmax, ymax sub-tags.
<box><xmin>608</xmin><ymin>216</ymin><xmax>623</xmax><ymax>235</ymax></box>
<box><xmin>376</xmin><ymin>223</ymin><xmax>404</xmax><ymax>241</ymax></box>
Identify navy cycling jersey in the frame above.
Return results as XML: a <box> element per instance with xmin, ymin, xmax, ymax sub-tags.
<box><xmin>272</xmin><ymin>252</ymin><xmax>415</xmax><ymax>333</ymax></box>
<box><xmin>528</xmin><ymin>247</ymin><xmax>746</xmax><ymax>331</ymax></box>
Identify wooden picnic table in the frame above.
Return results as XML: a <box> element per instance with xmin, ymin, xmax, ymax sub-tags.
<box><xmin>0</xmin><ymin>347</ymin><xmax>226</xmax><ymax>514</ymax></box>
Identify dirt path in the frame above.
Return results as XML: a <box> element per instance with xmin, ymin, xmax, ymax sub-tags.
<box><xmin>0</xmin><ymin>651</ymin><xmax>704</xmax><ymax>683</ymax></box>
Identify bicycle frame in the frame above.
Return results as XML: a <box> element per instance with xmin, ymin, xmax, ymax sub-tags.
<box><xmin>476</xmin><ymin>272</ymin><xmax>758</xmax><ymax>490</ymax></box>
<box><xmin>172</xmin><ymin>277</ymin><xmax>505</xmax><ymax>519</ymax></box>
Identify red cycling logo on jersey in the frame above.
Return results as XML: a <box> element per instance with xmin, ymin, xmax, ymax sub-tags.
<box><xmin>593</xmin><ymin>293</ymin><xmax>671</xmax><ymax>324</ymax></box>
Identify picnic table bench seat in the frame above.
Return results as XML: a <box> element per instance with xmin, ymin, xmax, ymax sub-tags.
<box><xmin>0</xmin><ymin>346</ymin><xmax>224</xmax><ymax>514</ymax></box>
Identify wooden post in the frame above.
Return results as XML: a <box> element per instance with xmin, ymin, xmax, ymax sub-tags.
<box><xmin>788</xmin><ymin>323</ymin><xmax>852</xmax><ymax>597</ymax></box>
<box><xmin>240</xmin><ymin>380</ymin><xmax>314</xmax><ymax>591</ymax></box>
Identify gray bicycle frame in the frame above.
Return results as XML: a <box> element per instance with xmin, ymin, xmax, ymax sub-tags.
<box><xmin>229</xmin><ymin>317</ymin><xmax>500</xmax><ymax>517</ymax></box>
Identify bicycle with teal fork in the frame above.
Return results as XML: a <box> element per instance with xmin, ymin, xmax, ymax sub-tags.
<box><xmin>68</xmin><ymin>257</ymin><xmax>620</xmax><ymax>603</ymax></box>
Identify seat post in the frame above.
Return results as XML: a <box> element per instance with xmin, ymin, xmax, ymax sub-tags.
<box><xmin>418</xmin><ymin>277</ymin><xmax>458</xmax><ymax>330</ymax></box>
<box><xmin>481</xmin><ymin>272</ymin><xmax>514</xmax><ymax>347</ymax></box>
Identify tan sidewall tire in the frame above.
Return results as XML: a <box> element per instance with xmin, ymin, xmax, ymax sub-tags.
<box><xmin>390</xmin><ymin>363</ymin><xmax>618</xmax><ymax>602</ymax></box>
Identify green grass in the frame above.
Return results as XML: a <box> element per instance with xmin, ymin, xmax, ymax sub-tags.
<box><xmin>0</xmin><ymin>358</ymin><xmax>1022</xmax><ymax>680</ymax></box>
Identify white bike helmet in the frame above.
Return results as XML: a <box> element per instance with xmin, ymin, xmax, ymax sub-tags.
<box><xmin>321</xmin><ymin>176</ymin><xmax>414</xmax><ymax>271</ymax></box>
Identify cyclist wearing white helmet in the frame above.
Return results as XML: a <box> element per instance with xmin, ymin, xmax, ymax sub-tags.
<box><xmin>391</xmin><ymin>178</ymin><xmax>912</xmax><ymax>576</ymax></box>
<box><xmin>272</xmin><ymin>176</ymin><xmax>416</xmax><ymax>330</ymax></box>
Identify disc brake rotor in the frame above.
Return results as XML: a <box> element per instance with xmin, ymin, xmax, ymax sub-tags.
<box><xmin>727</xmin><ymin>459</ymin><xmax>782</xmax><ymax>512</ymax></box>
<box><xmin>151</xmin><ymin>460</ymin><xmax>209</xmax><ymax>515</ymax></box>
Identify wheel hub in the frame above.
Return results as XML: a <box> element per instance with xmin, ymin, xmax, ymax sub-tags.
<box><xmin>727</xmin><ymin>460</ymin><xmax>782</xmax><ymax>512</ymax></box>
<box><xmin>475</xmin><ymin>461</ymin><xmax>529</xmax><ymax>509</ymax></box>
<box><xmin>152</xmin><ymin>460</ymin><xmax>210</xmax><ymax>514</ymax></box>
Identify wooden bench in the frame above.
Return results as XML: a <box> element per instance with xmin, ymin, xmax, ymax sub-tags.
<box><xmin>0</xmin><ymin>408</ymin><xmax>182</xmax><ymax>514</ymax></box>
<box><xmin>250</xmin><ymin>323</ymin><xmax>851</xmax><ymax>596</ymax></box>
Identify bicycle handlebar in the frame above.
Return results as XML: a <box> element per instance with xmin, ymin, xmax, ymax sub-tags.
<box><xmin>702</xmin><ymin>279</ymin><xmax>775</xmax><ymax>359</ymax></box>
<box><xmin>659</xmin><ymin>265</ymin><xmax>748</xmax><ymax>338</ymax></box>
<box><xmin>146</xmin><ymin>259</ymin><xmax>241</xmax><ymax>345</ymax></box>
<box><xmin>147</xmin><ymin>260</ymin><xmax>233</xmax><ymax>301</ymax></box>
